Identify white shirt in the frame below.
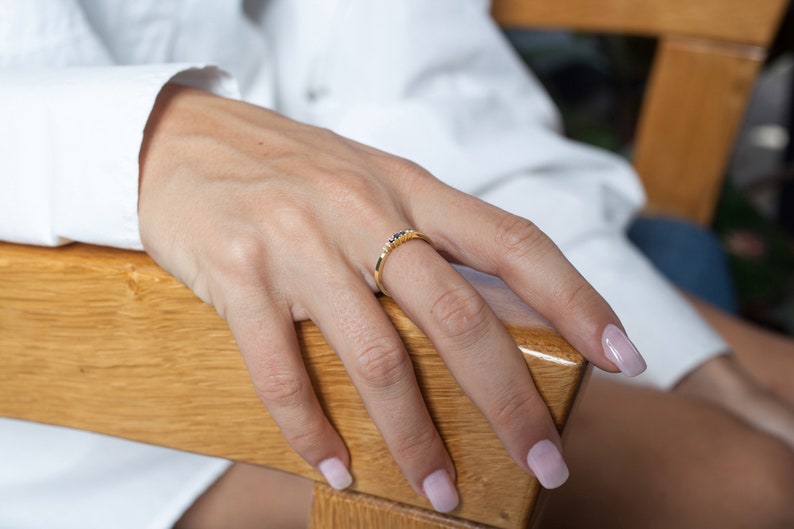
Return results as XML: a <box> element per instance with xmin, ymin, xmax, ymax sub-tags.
<box><xmin>0</xmin><ymin>1</ymin><xmax>728</xmax><ymax>527</ymax></box>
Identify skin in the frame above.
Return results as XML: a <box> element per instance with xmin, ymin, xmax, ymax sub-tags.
<box><xmin>541</xmin><ymin>300</ymin><xmax>794</xmax><ymax>528</ymax></box>
<box><xmin>137</xmin><ymin>84</ymin><xmax>639</xmax><ymax>510</ymax></box>
<box><xmin>138</xmin><ymin>83</ymin><xmax>794</xmax><ymax>528</ymax></box>
<box><xmin>684</xmin><ymin>296</ymin><xmax>794</xmax><ymax>422</ymax></box>
<box><xmin>540</xmin><ymin>377</ymin><xmax>794</xmax><ymax>529</ymax></box>
<box><xmin>174</xmin><ymin>464</ymin><xmax>313</xmax><ymax>529</ymax></box>
<box><xmin>176</xmin><ymin>300</ymin><xmax>794</xmax><ymax>529</ymax></box>
<box><xmin>538</xmin><ymin>299</ymin><xmax>794</xmax><ymax>529</ymax></box>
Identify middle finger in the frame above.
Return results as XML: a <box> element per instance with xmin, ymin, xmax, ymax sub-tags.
<box><xmin>378</xmin><ymin>238</ymin><xmax>570</xmax><ymax>489</ymax></box>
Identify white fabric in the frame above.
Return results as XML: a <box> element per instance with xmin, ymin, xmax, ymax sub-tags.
<box><xmin>0</xmin><ymin>420</ymin><xmax>230</xmax><ymax>529</ymax></box>
<box><xmin>0</xmin><ymin>0</ymin><xmax>728</xmax><ymax>527</ymax></box>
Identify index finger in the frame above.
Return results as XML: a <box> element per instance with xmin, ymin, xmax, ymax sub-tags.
<box><xmin>415</xmin><ymin>183</ymin><xmax>646</xmax><ymax>378</ymax></box>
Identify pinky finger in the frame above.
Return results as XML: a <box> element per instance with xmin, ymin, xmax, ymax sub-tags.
<box><xmin>225</xmin><ymin>299</ymin><xmax>353</xmax><ymax>491</ymax></box>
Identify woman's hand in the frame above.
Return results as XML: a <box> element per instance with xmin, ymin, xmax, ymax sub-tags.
<box><xmin>675</xmin><ymin>355</ymin><xmax>794</xmax><ymax>451</ymax></box>
<box><xmin>138</xmin><ymin>84</ymin><xmax>646</xmax><ymax>512</ymax></box>
<box><xmin>675</xmin><ymin>295</ymin><xmax>794</xmax><ymax>452</ymax></box>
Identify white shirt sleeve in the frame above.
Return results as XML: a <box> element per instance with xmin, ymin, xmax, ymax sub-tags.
<box><xmin>0</xmin><ymin>65</ymin><xmax>238</xmax><ymax>249</ymax></box>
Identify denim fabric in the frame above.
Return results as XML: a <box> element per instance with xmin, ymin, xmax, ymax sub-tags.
<box><xmin>628</xmin><ymin>216</ymin><xmax>738</xmax><ymax>314</ymax></box>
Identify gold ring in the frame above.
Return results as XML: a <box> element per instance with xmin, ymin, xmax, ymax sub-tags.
<box><xmin>374</xmin><ymin>229</ymin><xmax>434</xmax><ymax>297</ymax></box>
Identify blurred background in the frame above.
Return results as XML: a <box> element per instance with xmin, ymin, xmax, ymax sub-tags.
<box><xmin>506</xmin><ymin>8</ymin><xmax>794</xmax><ymax>335</ymax></box>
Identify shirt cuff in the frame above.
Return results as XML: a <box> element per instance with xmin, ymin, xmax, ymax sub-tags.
<box><xmin>566</xmin><ymin>234</ymin><xmax>729</xmax><ymax>389</ymax></box>
<box><xmin>0</xmin><ymin>64</ymin><xmax>238</xmax><ymax>250</ymax></box>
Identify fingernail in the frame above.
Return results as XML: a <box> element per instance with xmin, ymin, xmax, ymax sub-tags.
<box><xmin>318</xmin><ymin>457</ymin><xmax>353</xmax><ymax>490</ymax></box>
<box><xmin>602</xmin><ymin>323</ymin><xmax>647</xmax><ymax>377</ymax></box>
<box><xmin>423</xmin><ymin>469</ymin><xmax>459</xmax><ymax>513</ymax></box>
<box><xmin>527</xmin><ymin>440</ymin><xmax>569</xmax><ymax>489</ymax></box>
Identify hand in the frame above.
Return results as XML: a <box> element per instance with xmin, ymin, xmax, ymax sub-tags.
<box><xmin>675</xmin><ymin>355</ymin><xmax>794</xmax><ymax>451</ymax></box>
<box><xmin>138</xmin><ymin>84</ymin><xmax>646</xmax><ymax>512</ymax></box>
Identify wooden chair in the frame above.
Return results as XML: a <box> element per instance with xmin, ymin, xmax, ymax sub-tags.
<box><xmin>0</xmin><ymin>244</ymin><xmax>583</xmax><ymax>529</ymax></box>
<box><xmin>493</xmin><ymin>0</ymin><xmax>788</xmax><ymax>225</ymax></box>
<box><xmin>0</xmin><ymin>1</ymin><xmax>786</xmax><ymax>528</ymax></box>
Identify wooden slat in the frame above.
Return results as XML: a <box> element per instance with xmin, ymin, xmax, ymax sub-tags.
<box><xmin>0</xmin><ymin>242</ymin><xmax>587</xmax><ymax>529</ymax></box>
<box><xmin>492</xmin><ymin>0</ymin><xmax>787</xmax><ymax>47</ymax></box>
<box><xmin>634</xmin><ymin>37</ymin><xmax>766</xmax><ymax>224</ymax></box>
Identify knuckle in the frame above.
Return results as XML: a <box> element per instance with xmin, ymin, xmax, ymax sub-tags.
<box><xmin>282</xmin><ymin>422</ymin><xmax>328</xmax><ymax>452</ymax></box>
<box><xmin>314</xmin><ymin>125</ymin><xmax>339</xmax><ymax>142</ymax></box>
<box><xmin>352</xmin><ymin>338</ymin><xmax>411</xmax><ymax>388</ymax></box>
<box><xmin>490</xmin><ymin>390</ymin><xmax>541</xmax><ymax>429</ymax></box>
<box><xmin>386</xmin><ymin>156</ymin><xmax>434</xmax><ymax>187</ymax></box>
<box><xmin>495</xmin><ymin>214</ymin><xmax>551</xmax><ymax>265</ymax></box>
<box><xmin>430</xmin><ymin>286</ymin><xmax>491</xmax><ymax>346</ymax></box>
<box><xmin>390</xmin><ymin>157</ymin><xmax>425</xmax><ymax>177</ymax></box>
<box><xmin>323</xmin><ymin>170</ymin><xmax>381</xmax><ymax>212</ymax></box>
<box><xmin>214</xmin><ymin>231</ymin><xmax>267</xmax><ymax>280</ymax></box>
<box><xmin>557</xmin><ymin>279</ymin><xmax>596</xmax><ymax>316</ymax></box>
<box><xmin>269</xmin><ymin>198</ymin><xmax>319</xmax><ymax>236</ymax></box>
<box><xmin>253</xmin><ymin>370</ymin><xmax>308</xmax><ymax>409</ymax></box>
<box><xmin>391</xmin><ymin>426</ymin><xmax>438</xmax><ymax>464</ymax></box>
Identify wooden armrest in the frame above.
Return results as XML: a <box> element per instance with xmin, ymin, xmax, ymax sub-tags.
<box><xmin>0</xmin><ymin>242</ymin><xmax>587</xmax><ymax>529</ymax></box>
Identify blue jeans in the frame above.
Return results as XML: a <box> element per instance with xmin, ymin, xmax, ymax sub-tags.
<box><xmin>628</xmin><ymin>216</ymin><xmax>738</xmax><ymax>314</ymax></box>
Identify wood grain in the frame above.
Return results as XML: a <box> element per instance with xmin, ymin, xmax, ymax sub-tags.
<box><xmin>492</xmin><ymin>0</ymin><xmax>786</xmax><ymax>47</ymax></box>
<box><xmin>634</xmin><ymin>37</ymin><xmax>766</xmax><ymax>224</ymax></box>
<box><xmin>0</xmin><ymin>242</ymin><xmax>587</xmax><ymax>529</ymax></box>
<box><xmin>310</xmin><ymin>484</ymin><xmax>488</xmax><ymax>529</ymax></box>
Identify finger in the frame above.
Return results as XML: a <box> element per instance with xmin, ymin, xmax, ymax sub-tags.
<box><xmin>415</xmin><ymin>184</ymin><xmax>646</xmax><ymax>377</ymax></box>
<box><xmin>381</xmin><ymin>240</ymin><xmax>570</xmax><ymax>489</ymax></box>
<box><xmin>224</xmin><ymin>294</ymin><xmax>354</xmax><ymax>491</ymax></box>
<box><xmin>304</xmin><ymin>264</ymin><xmax>460</xmax><ymax>513</ymax></box>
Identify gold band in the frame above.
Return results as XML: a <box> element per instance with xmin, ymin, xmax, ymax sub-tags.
<box><xmin>374</xmin><ymin>229</ymin><xmax>434</xmax><ymax>297</ymax></box>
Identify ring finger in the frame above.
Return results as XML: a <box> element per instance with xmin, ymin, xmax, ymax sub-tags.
<box><xmin>300</xmin><ymin>257</ymin><xmax>460</xmax><ymax>513</ymax></box>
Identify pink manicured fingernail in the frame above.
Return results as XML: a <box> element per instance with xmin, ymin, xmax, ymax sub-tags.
<box><xmin>318</xmin><ymin>457</ymin><xmax>353</xmax><ymax>490</ymax></box>
<box><xmin>602</xmin><ymin>323</ymin><xmax>647</xmax><ymax>377</ymax></box>
<box><xmin>527</xmin><ymin>439</ymin><xmax>569</xmax><ymax>489</ymax></box>
<box><xmin>423</xmin><ymin>469</ymin><xmax>459</xmax><ymax>513</ymax></box>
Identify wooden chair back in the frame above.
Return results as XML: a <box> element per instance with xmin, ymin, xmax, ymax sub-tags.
<box><xmin>493</xmin><ymin>0</ymin><xmax>788</xmax><ymax>225</ymax></box>
<box><xmin>0</xmin><ymin>1</ymin><xmax>787</xmax><ymax>528</ymax></box>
